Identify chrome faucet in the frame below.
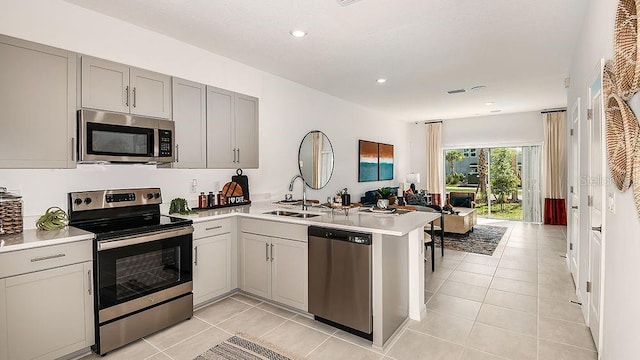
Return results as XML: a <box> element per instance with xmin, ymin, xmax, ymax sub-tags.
<box><xmin>288</xmin><ymin>175</ymin><xmax>308</xmax><ymax>210</ymax></box>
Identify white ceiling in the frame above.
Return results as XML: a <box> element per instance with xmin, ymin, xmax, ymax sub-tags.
<box><xmin>65</xmin><ymin>0</ymin><xmax>586</xmax><ymax>122</ymax></box>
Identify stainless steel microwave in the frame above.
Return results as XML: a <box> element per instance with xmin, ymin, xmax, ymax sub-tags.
<box><xmin>78</xmin><ymin>109</ymin><xmax>175</xmax><ymax>164</ymax></box>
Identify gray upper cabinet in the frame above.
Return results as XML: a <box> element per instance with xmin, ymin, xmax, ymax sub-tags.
<box><xmin>235</xmin><ymin>94</ymin><xmax>259</xmax><ymax>168</ymax></box>
<box><xmin>206</xmin><ymin>86</ymin><xmax>259</xmax><ymax>169</ymax></box>
<box><xmin>130</xmin><ymin>67</ymin><xmax>172</xmax><ymax>118</ymax></box>
<box><xmin>81</xmin><ymin>56</ymin><xmax>129</xmax><ymax>114</ymax></box>
<box><xmin>81</xmin><ymin>56</ymin><xmax>171</xmax><ymax>119</ymax></box>
<box><xmin>0</xmin><ymin>35</ymin><xmax>77</xmax><ymax>168</ymax></box>
<box><xmin>206</xmin><ymin>86</ymin><xmax>235</xmax><ymax>168</ymax></box>
<box><xmin>172</xmin><ymin>78</ymin><xmax>206</xmax><ymax>168</ymax></box>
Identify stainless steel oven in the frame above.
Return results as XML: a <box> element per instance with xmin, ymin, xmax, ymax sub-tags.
<box><xmin>78</xmin><ymin>109</ymin><xmax>175</xmax><ymax>163</ymax></box>
<box><xmin>68</xmin><ymin>188</ymin><xmax>193</xmax><ymax>355</ymax></box>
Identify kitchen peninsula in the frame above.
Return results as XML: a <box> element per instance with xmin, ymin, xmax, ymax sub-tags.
<box><xmin>177</xmin><ymin>201</ymin><xmax>439</xmax><ymax>349</ymax></box>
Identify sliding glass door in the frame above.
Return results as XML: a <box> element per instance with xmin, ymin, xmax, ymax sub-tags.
<box><xmin>444</xmin><ymin>145</ymin><xmax>542</xmax><ymax>222</ymax></box>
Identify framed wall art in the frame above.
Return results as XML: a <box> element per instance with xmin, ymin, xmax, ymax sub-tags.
<box><xmin>358</xmin><ymin>140</ymin><xmax>394</xmax><ymax>182</ymax></box>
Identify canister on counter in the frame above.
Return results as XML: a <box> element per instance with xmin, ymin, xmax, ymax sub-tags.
<box><xmin>0</xmin><ymin>187</ymin><xmax>23</xmax><ymax>236</ymax></box>
<box><xmin>198</xmin><ymin>192</ymin><xmax>208</xmax><ymax>208</ymax></box>
<box><xmin>208</xmin><ymin>192</ymin><xmax>216</xmax><ymax>208</ymax></box>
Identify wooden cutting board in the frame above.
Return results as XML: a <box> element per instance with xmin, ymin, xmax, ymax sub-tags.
<box><xmin>222</xmin><ymin>181</ymin><xmax>243</xmax><ymax>197</ymax></box>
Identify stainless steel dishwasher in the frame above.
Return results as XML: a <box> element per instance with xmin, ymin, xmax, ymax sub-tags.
<box><xmin>308</xmin><ymin>226</ymin><xmax>372</xmax><ymax>339</ymax></box>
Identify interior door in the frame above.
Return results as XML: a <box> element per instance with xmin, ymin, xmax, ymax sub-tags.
<box><xmin>586</xmin><ymin>60</ymin><xmax>605</xmax><ymax>350</ymax></box>
<box><xmin>569</xmin><ymin>98</ymin><xmax>581</xmax><ymax>286</ymax></box>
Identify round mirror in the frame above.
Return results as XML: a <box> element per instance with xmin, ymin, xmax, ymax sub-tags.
<box><xmin>298</xmin><ymin>130</ymin><xmax>335</xmax><ymax>189</ymax></box>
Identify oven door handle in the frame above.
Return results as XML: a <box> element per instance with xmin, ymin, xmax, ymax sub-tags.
<box><xmin>97</xmin><ymin>226</ymin><xmax>194</xmax><ymax>251</ymax></box>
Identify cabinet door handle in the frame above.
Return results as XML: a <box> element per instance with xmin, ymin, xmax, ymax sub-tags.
<box><xmin>87</xmin><ymin>270</ymin><xmax>92</xmax><ymax>295</ymax></box>
<box><xmin>270</xmin><ymin>243</ymin><xmax>274</xmax><ymax>262</ymax></box>
<box><xmin>237</xmin><ymin>148</ymin><xmax>240</xmax><ymax>163</ymax></box>
<box><xmin>30</xmin><ymin>253</ymin><xmax>66</xmax><ymax>262</ymax></box>
<box><xmin>265</xmin><ymin>242</ymin><xmax>269</xmax><ymax>261</ymax></box>
<box><xmin>125</xmin><ymin>86</ymin><xmax>129</xmax><ymax>106</ymax></box>
<box><xmin>233</xmin><ymin>148</ymin><xmax>237</xmax><ymax>163</ymax></box>
<box><xmin>71</xmin><ymin>137</ymin><xmax>75</xmax><ymax>162</ymax></box>
<box><xmin>132</xmin><ymin>87</ymin><xmax>137</xmax><ymax>108</ymax></box>
<box><xmin>592</xmin><ymin>226</ymin><xmax>602</xmax><ymax>232</ymax></box>
<box><xmin>206</xmin><ymin>225</ymin><xmax>222</xmax><ymax>231</ymax></box>
<box><xmin>194</xmin><ymin>246</ymin><xmax>198</xmax><ymax>265</ymax></box>
<box><xmin>175</xmin><ymin>144</ymin><xmax>179</xmax><ymax>162</ymax></box>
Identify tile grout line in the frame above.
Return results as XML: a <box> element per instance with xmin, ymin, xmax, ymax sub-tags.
<box><xmin>303</xmin><ymin>331</ymin><xmax>334</xmax><ymax>358</ymax></box>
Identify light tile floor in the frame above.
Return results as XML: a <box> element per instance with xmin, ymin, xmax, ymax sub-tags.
<box><xmin>81</xmin><ymin>220</ymin><xmax>596</xmax><ymax>360</ymax></box>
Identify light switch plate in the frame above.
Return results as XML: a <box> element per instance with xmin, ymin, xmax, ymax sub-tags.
<box><xmin>608</xmin><ymin>192</ymin><xmax>615</xmax><ymax>213</ymax></box>
<box><xmin>190</xmin><ymin>179</ymin><xmax>198</xmax><ymax>193</ymax></box>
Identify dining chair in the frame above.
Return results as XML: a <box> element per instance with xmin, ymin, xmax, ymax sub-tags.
<box><xmin>424</xmin><ymin>231</ymin><xmax>435</xmax><ymax>272</ymax></box>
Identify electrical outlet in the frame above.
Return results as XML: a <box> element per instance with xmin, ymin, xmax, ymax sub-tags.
<box><xmin>608</xmin><ymin>192</ymin><xmax>615</xmax><ymax>213</ymax></box>
<box><xmin>190</xmin><ymin>179</ymin><xmax>197</xmax><ymax>193</ymax></box>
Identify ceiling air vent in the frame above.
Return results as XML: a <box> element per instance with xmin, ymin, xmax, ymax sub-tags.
<box><xmin>337</xmin><ymin>0</ymin><xmax>364</xmax><ymax>6</ymax></box>
<box><xmin>447</xmin><ymin>89</ymin><xmax>466</xmax><ymax>94</ymax></box>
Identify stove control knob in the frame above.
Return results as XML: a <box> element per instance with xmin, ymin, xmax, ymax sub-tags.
<box><xmin>147</xmin><ymin>193</ymin><xmax>154</xmax><ymax>200</ymax></box>
<box><xmin>74</xmin><ymin>198</ymin><xmax>82</xmax><ymax>205</ymax></box>
<box><xmin>154</xmin><ymin>193</ymin><xmax>160</xmax><ymax>199</ymax></box>
<box><xmin>84</xmin><ymin>198</ymin><xmax>92</xmax><ymax>205</ymax></box>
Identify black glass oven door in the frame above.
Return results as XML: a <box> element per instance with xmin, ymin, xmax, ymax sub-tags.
<box><xmin>87</xmin><ymin>122</ymin><xmax>154</xmax><ymax>158</ymax></box>
<box><xmin>97</xmin><ymin>233</ymin><xmax>192</xmax><ymax>310</ymax></box>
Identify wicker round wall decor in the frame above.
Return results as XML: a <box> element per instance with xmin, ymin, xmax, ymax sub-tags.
<box><xmin>614</xmin><ymin>0</ymin><xmax>640</xmax><ymax>100</ymax></box>
<box><xmin>605</xmin><ymin>92</ymin><xmax>639</xmax><ymax>191</ymax></box>
<box><xmin>604</xmin><ymin>60</ymin><xmax>619</xmax><ymax>101</ymax></box>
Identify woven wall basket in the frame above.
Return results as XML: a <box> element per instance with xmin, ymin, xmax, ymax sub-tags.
<box><xmin>604</xmin><ymin>60</ymin><xmax>619</xmax><ymax>101</ymax></box>
<box><xmin>614</xmin><ymin>0</ymin><xmax>640</xmax><ymax>100</ymax></box>
<box><xmin>605</xmin><ymin>92</ymin><xmax>639</xmax><ymax>191</ymax></box>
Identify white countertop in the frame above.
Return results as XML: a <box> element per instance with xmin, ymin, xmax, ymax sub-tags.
<box><xmin>0</xmin><ymin>201</ymin><xmax>437</xmax><ymax>253</ymax></box>
<box><xmin>0</xmin><ymin>227</ymin><xmax>94</xmax><ymax>253</ymax></box>
<box><xmin>175</xmin><ymin>201</ymin><xmax>439</xmax><ymax>236</ymax></box>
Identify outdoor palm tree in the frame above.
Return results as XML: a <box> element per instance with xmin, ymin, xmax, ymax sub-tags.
<box><xmin>476</xmin><ymin>148</ymin><xmax>487</xmax><ymax>201</ymax></box>
<box><xmin>445</xmin><ymin>150</ymin><xmax>464</xmax><ymax>176</ymax></box>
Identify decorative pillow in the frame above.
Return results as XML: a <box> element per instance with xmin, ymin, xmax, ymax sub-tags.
<box><xmin>406</xmin><ymin>193</ymin><xmax>427</xmax><ymax>206</ymax></box>
<box><xmin>451</xmin><ymin>197</ymin><xmax>472</xmax><ymax>207</ymax></box>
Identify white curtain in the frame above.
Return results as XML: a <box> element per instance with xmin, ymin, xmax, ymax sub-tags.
<box><xmin>312</xmin><ymin>132</ymin><xmax>322</xmax><ymax>188</ymax></box>
<box><xmin>522</xmin><ymin>145</ymin><xmax>543</xmax><ymax>222</ymax></box>
<box><xmin>425</xmin><ymin>122</ymin><xmax>444</xmax><ymax>199</ymax></box>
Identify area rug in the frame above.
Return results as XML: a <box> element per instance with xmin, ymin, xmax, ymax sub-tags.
<box><xmin>194</xmin><ymin>334</ymin><xmax>303</xmax><ymax>360</ymax></box>
<box><xmin>433</xmin><ymin>224</ymin><xmax>507</xmax><ymax>256</ymax></box>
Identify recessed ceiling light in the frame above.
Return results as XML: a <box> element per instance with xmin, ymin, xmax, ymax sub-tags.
<box><xmin>485</xmin><ymin>102</ymin><xmax>495</xmax><ymax>106</ymax></box>
<box><xmin>289</xmin><ymin>30</ymin><xmax>307</xmax><ymax>38</ymax></box>
<box><xmin>376</xmin><ymin>78</ymin><xmax>387</xmax><ymax>84</ymax></box>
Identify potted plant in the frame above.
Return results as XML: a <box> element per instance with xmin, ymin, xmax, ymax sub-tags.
<box><xmin>376</xmin><ymin>187</ymin><xmax>395</xmax><ymax>209</ymax></box>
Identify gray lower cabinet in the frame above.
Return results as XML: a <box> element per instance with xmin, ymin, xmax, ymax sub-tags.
<box><xmin>171</xmin><ymin>78</ymin><xmax>207</xmax><ymax>168</ymax></box>
<box><xmin>81</xmin><ymin>55</ymin><xmax>172</xmax><ymax>119</ymax></box>
<box><xmin>192</xmin><ymin>219</ymin><xmax>235</xmax><ymax>306</ymax></box>
<box><xmin>0</xmin><ymin>241</ymin><xmax>94</xmax><ymax>360</ymax></box>
<box><xmin>206</xmin><ymin>86</ymin><xmax>259</xmax><ymax>169</ymax></box>
<box><xmin>239</xmin><ymin>219</ymin><xmax>307</xmax><ymax>311</ymax></box>
<box><xmin>0</xmin><ymin>34</ymin><xmax>76</xmax><ymax>168</ymax></box>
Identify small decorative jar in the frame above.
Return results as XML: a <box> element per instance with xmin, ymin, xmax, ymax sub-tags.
<box><xmin>0</xmin><ymin>187</ymin><xmax>23</xmax><ymax>236</ymax></box>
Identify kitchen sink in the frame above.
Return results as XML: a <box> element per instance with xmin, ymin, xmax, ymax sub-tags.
<box><xmin>264</xmin><ymin>210</ymin><xmax>321</xmax><ymax>218</ymax></box>
<box><xmin>264</xmin><ymin>210</ymin><xmax>300</xmax><ymax>216</ymax></box>
<box><xmin>291</xmin><ymin>213</ymin><xmax>320</xmax><ymax>218</ymax></box>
